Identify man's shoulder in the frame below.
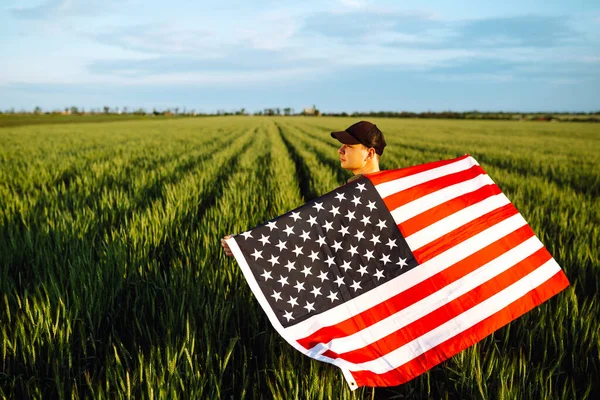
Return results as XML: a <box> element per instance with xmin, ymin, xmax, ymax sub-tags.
<box><xmin>346</xmin><ymin>174</ymin><xmax>364</xmax><ymax>184</ymax></box>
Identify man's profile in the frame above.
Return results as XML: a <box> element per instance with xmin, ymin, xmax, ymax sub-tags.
<box><xmin>221</xmin><ymin>121</ymin><xmax>386</xmax><ymax>256</ymax></box>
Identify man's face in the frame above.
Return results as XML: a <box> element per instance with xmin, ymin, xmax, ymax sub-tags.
<box><xmin>338</xmin><ymin>143</ymin><xmax>369</xmax><ymax>171</ymax></box>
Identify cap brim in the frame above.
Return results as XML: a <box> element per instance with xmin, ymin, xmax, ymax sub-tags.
<box><xmin>331</xmin><ymin>131</ymin><xmax>361</xmax><ymax>145</ymax></box>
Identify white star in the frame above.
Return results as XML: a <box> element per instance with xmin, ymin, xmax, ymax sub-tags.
<box><xmin>268</xmin><ymin>255</ymin><xmax>280</xmax><ymax>266</ymax></box>
<box><xmin>322</xmin><ymin>220</ymin><xmax>334</xmax><ymax>232</ymax></box>
<box><xmin>292</xmin><ymin>245</ymin><xmax>303</xmax><ymax>257</ymax></box>
<box><xmin>361</xmin><ymin>215</ymin><xmax>371</xmax><ymax>226</ymax></box>
<box><xmin>397</xmin><ymin>257</ymin><xmax>408</xmax><ymax>268</ymax></box>
<box><xmin>287</xmin><ymin>296</ymin><xmax>298</xmax><ymax>307</ymax></box>
<box><xmin>354</xmin><ymin>230</ymin><xmax>365</xmax><ymax>241</ymax></box>
<box><xmin>366</xmin><ymin>200</ymin><xmax>376</xmax><ymax>211</ymax></box>
<box><xmin>369</xmin><ymin>234</ymin><xmax>381</xmax><ymax>246</ymax></box>
<box><xmin>290</xmin><ymin>211</ymin><xmax>302</xmax><ymax>221</ymax></box>
<box><xmin>380</xmin><ymin>253</ymin><xmax>391</xmax><ymax>265</ymax></box>
<box><xmin>301</xmin><ymin>265</ymin><xmax>313</xmax><ymax>277</ymax></box>
<box><xmin>350</xmin><ymin>280</ymin><xmax>362</xmax><ymax>291</ymax></box>
<box><xmin>308</xmin><ymin>251</ymin><xmax>320</xmax><ymax>262</ymax></box>
<box><xmin>345</xmin><ymin>210</ymin><xmax>356</xmax><ymax>222</ymax></box>
<box><xmin>307</xmin><ymin>215</ymin><xmax>318</xmax><ymax>227</ymax></box>
<box><xmin>317</xmin><ymin>270</ymin><xmax>329</xmax><ymax>282</ymax></box>
<box><xmin>271</xmin><ymin>290</ymin><xmax>282</xmax><ymax>302</ymax></box>
<box><xmin>386</xmin><ymin>238</ymin><xmax>398</xmax><ymax>250</ymax></box>
<box><xmin>340</xmin><ymin>260</ymin><xmax>352</xmax><ymax>272</ymax></box>
<box><xmin>283</xmin><ymin>310</ymin><xmax>294</xmax><ymax>321</ymax></box>
<box><xmin>261</xmin><ymin>270</ymin><xmax>272</xmax><ymax>281</ymax></box>
<box><xmin>278</xmin><ymin>276</ymin><xmax>289</xmax><ymax>287</ymax></box>
<box><xmin>363</xmin><ymin>250</ymin><xmax>374</xmax><ymax>261</ymax></box>
<box><xmin>283</xmin><ymin>225</ymin><xmax>295</xmax><ymax>236</ymax></box>
<box><xmin>316</xmin><ymin>235</ymin><xmax>327</xmax><ymax>246</ymax></box>
<box><xmin>356</xmin><ymin>182</ymin><xmax>366</xmax><ymax>192</ymax></box>
<box><xmin>313</xmin><ymin>202</ymin><xmax>324</xmax><ymax>212</ymax></box>
<box><xmin>258</xmin><ymin>234</ymin><xmax>270</xmax><ymax>246</ymax></box>
<box><xmin>338</xmin><ymin>225</ymin><xmax>350</xmax><ymax>236</ymax></box>
<box><xmin>376</xmin><ymin>219</ymin><xmax>387</xmax><ymax>230</ymax></box>
<box><xmin>325</xmin><ymin>256</ymin><xmax>336</xmax><ymax>267</ymax></box>
<box><xmin>266</xmin><ymin>221</ymin><xmax>278</xmax><ymax>231</ymax></box>
<box><xmin>300</xmin><ymin>230</ymin><xmax>311</xmax><ymax>242</ymax></box>
<box><xmin>374</xmin><ymin>269</ymin><xmax>385</xmax><ymax>280</ymax></box>
<box><xmin>304</xmin><ymin>301</ymin><xmax>315</xmax><ymax>312</ymax></box>
<box><xmin>310</xmin><ymin>286</ymin><xmax>322</xmax><ymax>297</ymax></box>
<box><xmin>334</xmin><ymin>275</ymin><xmax>345</xmax><ymax>287</ymax></box>
<box><xmin>241</xmin><ymin>231</ymin><xmax>253</xmax><ymax>240</ymax></box>
<box><xmin>327</xmin><ymin>291</ymin><xmax>339</xmax><ymax>302</ymax></box>
<box><xmin>284</xmin><ymin>261</ymin><xmax>296</xmax><ymax>272</ymax></box>
<box><xmin>294</xmin><ymin>281</ymin><xmax>305</xmax><ymax>293</ymax></box>
<box><xmin>351</xmin><ymin>195</ymin><xmax>362</xmax><ymax>207</ymax></box>
<box><xmin>251</xmin><ymin>249</ymin><xmax>263</xmax><ymax>260</ymax></box>
<box><xmin>348</xmin><ymin>245</ymin><xmax>359</xmax><ymax>257</ymax></box>
<box><xmin>331</xmin><ymin>240</ymin><xmax>343</xmax><ymax>252</ymax></box>
<box><xmin>357</xmin><ymin>265</ymin><xmax>369</xmax><ymax>276</ymax></box>
<box><xmin>335</xmin><ymin>192</ymin><xmax>346</xmax><ymax>202</ymax></box>
<box><xmin>329</xmin><ymin>205</ymin><xmax>341</xmax><ymax>217</ymax></box>
<box><xmin>275</xmin><ymin>240</ymin><xmax>287</xmax><ymax>251</ymax></box>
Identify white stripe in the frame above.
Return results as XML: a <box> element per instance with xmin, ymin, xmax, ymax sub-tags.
<box><xmin>390</xmin><ymin>174</ymin><xmax>495</xmax><ymax>225</ymax></box>
<box><xmin>405</xmin><ymin>193</ymin><xmax>511</xmax><ymax>250</ymax></box>
<box><xmin>375</xmin><ymin>156</ymin><xmax>479</xmax><ymax>199</ymax></box>
<box><xmin>311</xmin><ymin>236</ymin><xmax>544</xmax><ymax>355</ymax></box>
<box><xmin>342</xmin><ymin>258</ymin><xmax>562</xmax><ymax>373</ymax></box>
<box><xmin>286</xmin><ymin>213</ymin><xmax>527</xmax><ymax>340</ymax></box>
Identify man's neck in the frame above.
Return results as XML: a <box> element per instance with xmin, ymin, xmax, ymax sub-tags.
<box><xmin>351</xmin><ymin>162</ymin><xmax>380</xmax><ymax>176</ymax></box>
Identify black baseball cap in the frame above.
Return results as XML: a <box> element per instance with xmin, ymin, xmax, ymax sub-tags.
<box><xmin>331</xmin><ymin>121</ymin><xmax>387</xmax><ymax>155</ymax></box>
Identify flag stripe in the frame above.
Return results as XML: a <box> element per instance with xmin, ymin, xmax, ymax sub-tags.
<box><xmin>334</xmin><ymin>258</ymin><xmax>562</xmax><ymax>374</ymax></box>
<box><xmin>399</xmin><ymin>183</ymin><xmax>503</xmax><ymax>237</ymax></box>
<box><xmin>367</xmin><ymin>154</ymin><xmax>472</xmax><ymax>186</ymax></box>
<box><xmin>383</xmin><ymin>164</ymin><xmax>486</xmax><ymax>212</ymax></box>
<box><xmin>374</xmin><ymin>156</ymin><xmax>479</xmax><ymax>199</ymax></box>
<box><xmin>323</xmin><ymin>246</ymin><xmax>552</xmax><ymax>362</ymax></box>
<box><xmin>302</xmin><ymin>230</ymin><xmax>542</xmax><ymax>355</ymax></box>
<box><xmin>406</xmin><ymin>193</ymin><xmax>512</xmax><ymax>251</ymax></box>
<box><xmin>292</xmin><ymin>214</ymin><xmax>528</xmax><ymax>344</ymax></box>
<box><xmin>349</xmin><ymin>269</ymin><xmax>570</xmax><ymax>387</ymax></box>
<box><xmin>412</xmin><ymin>203</ymin><xmax>519</xmax><ymax>263</ymax></box>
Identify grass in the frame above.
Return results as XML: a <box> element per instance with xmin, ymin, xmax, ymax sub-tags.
<box><xmin>0</xmin><ymin>116</ymin><xmax>598</xmax><ymax>399</ymax></box>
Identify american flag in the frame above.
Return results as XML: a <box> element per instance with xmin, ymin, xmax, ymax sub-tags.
<box><xmin>226</xmin><ymin>154</ymin><xmax>569</xmax><ymax>389</ymax></box>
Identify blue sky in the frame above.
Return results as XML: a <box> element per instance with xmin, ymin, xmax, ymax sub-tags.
<box><xmin>1</xmin><ymin>0</ymin><xmax>599</xmax><ymax>112</ymax></box>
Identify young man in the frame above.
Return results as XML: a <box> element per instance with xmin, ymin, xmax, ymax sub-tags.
<box><xmin>221</xmin><ymin>121</ymin><xmax>386</xmax><ymax>256</ymax></box>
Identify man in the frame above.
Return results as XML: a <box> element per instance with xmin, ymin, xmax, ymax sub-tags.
<box><xmin>221</xmin><ymin>121</ymin><xmax>386</xmax><ymax>256</ymax></box>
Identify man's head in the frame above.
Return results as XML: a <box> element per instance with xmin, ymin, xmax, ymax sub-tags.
<box><xmin>331</xmin><ymin>121</ymin><xmax>386</xmax><ymax>173</ymax></box>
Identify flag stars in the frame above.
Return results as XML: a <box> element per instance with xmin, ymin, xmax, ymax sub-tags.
<box><xmin>361</xmin><ymin>215</ymin><xmax>371</xmax><ymax>226</ymax></box>
<box><xmin>271</xmin><ymin>290</ymin><xmax>282</xmax><ymax>302</ymax></box>
<box><xmin>287</xmin><ymin>296</ymin><xmax>298</xmax><ymax>307</ymax></box>
<box><xmin>258</xmin><ymin>234</ymin><xmax>270</xmax><ymax>246</ymax></box>
<box><xmin>316</xmin><ymin>235</ymin><xmax>327</xmax><ymax>246</ymax></box>
<box><xmin>374</xmin><ymin>269</ymin><xmax>385</xmax><ymax>280</ymax></box>
<box><xmin>266</xmin><ymin>221</ymin><xmax>278</xmax><ymax>231</ymax></box>
<box><xmin>347</xmin><ymin>245</ymin><xmax>359</xmax><ymax>257</ymax></box>
<box><xmin>268</xmin><ymin>255</ymin><xmax>280</xmax><ymax>266</ymax></box>
<box><xmin>309</xmin><ymin>251</ymin><xmax>320</xmax><ymax>262</ymax></box>
<box><xmin>350</xmin><ymin>280</ymin><xmax>362</xmax><ymax>291</ymax></box>
<box><xmin>283</xmin><ymin>311</ymin><xmax>294</xmax><ymax>321</ymax></box>
<box><xmin>386</xmin><ymin>238</ymin><xmax>398</xmax><ymax>250</ymax></box>
<box><xmin>356</xmin><ymin>182</ymin><xmax>366</xmax><ymax>192</ymax></box>
<box><xmin>369</xmin><ymin>234</ymin><xmax>381</xmax><ymax>246</ymax></box>
<box><xmin>380</xmin><ymin>253</ymin><xmax>391</xmax><ymax>265</ymax></box>
<box><xmin>278</xmin><ymin>276</ymin><xmax>289</xmax><ymax>287</ymax></box>
<box><xmin>301</xmin><ymin>265</ymin><xmax>313</xmax><ymax>277</ymax></box>
<box><xmin>322</xmin><ymin>220</ymin><xmax>334</xmax><ymax>232</ymax></box>
<box><xmin>275</xmin><ymin>240</ymin><xmax>287</xmax><ymax>252</ymax></box>
<box><xmin>345</xmin><ymin>210</ymin><xmax>356</xmax><ymax>222</ymax></box>
<box><xmin>284</xmin><ymin>260</ymin><xmax>296</xmax><ymax>272</ymax></box>
<box><xmin>300</xmin><ymin>230</ymin><xmax>311</xmax><ymax>242</ymax></box>
<box><xmin>397</xmin><ymin>257</ymin><xmax>408</xmax><ymax>268</ymax></box>
<box><xmin>313</xmin><ymin>202</ymin><xmax>324</xmax><ymax>212</ymax></box>
<box><xmin>340</xmin><ymin>260</ymin><xmax>352</xmax><ymax>272</ymax></box>
<box><xmin>294</xmin><ymin>281</ymin><xmax>305</xmax><ymax>293</ymax></box>
<box><xmin>317</xmin><ymin>270</ymin><xmax>329</xmax><ymax>282</ymax></box>
<box><xmin>331</xmin><ymin>240</ymin><xmax>343</xmax><ymax>252</ymax></box>
<box><xmin>327</xmin><ymin>291</ymin><xmax>339</xmax><ymax>302</ymax></box>
<box><xmin>334</xmin><ymin>275</ymin><xmax>345</xmax><ymax>287</ymax></box>
<box><xmin>307</xmin><ymin>215</ymin><xmax>318</xmax><ymax>227</ymax></box>
<box><xmin>283</xmin><ymin>225</ymin><xmax>295</xmax><ymax>236</ymax></box>
<box><xmin>376</xmin><ymin>219</ymin><xmax>387</xmax><ymax>230</ymax></box>
<box><xmin>357</xmin><ymin>265</ymin><xmax>369</xmax><ymax>276</ymax></box>
<box><xmin>310</xmin><ymin>286</ymin><xmax>322</xmax><ymax>298</ymax></box>
<box><xmin>335</xmin><ymin>192</ymin><xmax>346</xmax><ymax>202</ymax></box>
<box><xmin>290</xmin><ymin>211</ymin><xmax>302</xmax><ymax>221</ymax></box>
<box><xmin>261</xmin><ymin>270</ymin><xmax>272</xmax><ymax>281</ymax></box>
<box><xmin>351</xmin><ymin>195</ymin><xmax>362</xmax><ymax>207</ymax></box>
<box><xmin>251</xmin><ymin>249</ymin><xmax>263</xmax><ymax>260</ymax></box>
<box><xmin>292</xmin><ymin>245</ymin><xmax>303</xmax><ymax>257</ymax></box>
<box><xmin>366</xmin><ymin>200</ymin><xmax>376</xmax><ymax>211</ymax></box>
<box><xmin>329</xmin><ymin>205</ymin><xmax>341</xmax><ymax>217</ymax></box>
<box><xmin>304</xmin><ymin>301</ymin><xmax>315</xmax><ymax>313</ymax></box>
<box><xmin>364</xmin><ymin>250</ymin><xmax>375</xmax><ymax>261</ymax></box>
<box><xmin>241</xmin><ymin>231</ymin><xmax>253</xmax><ymax>240</ymax></box>
<box><xmin>325</xmin><ymin>256</ymin><xmax>336</xmax><ymax>267</ymax></box>
<box><xmin>354</xmin><ymin>230</ymin><xmax>365</xmax><ymax>241</ymax></box>
<box><xmin>338</xmin><ymin>225</ymin><xmax>350</xmax><ymax>237</ymax></box>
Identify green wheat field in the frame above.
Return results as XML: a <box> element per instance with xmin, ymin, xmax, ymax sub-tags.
<box><xmin>1</xmin><ymin>116</ymin><xmax>599</xmax><ymax>399</ymax></box>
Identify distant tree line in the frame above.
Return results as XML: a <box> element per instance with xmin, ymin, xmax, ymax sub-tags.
<box><xmin>1</xmin><ymin>106</ymin><xmax>598</xmax><ymax>122</ymax></box>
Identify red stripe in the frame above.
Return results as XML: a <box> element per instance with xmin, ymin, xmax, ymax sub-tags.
<box><xmin>350</xmin><ymin>270</ymin><xmax>570</xmax><ymax>387</ymax></box>
<box><xmin>295</xmin><ymin>224</ymin><xmax>535</xmax><ymax>350</ymax></box>
<box><xmin>382</xmin><ymin>164</ymin><xmax>485</xmax><ymax>210</ymax></box>
<box><xmin>328</xmin><ymin>247</ymin><xmax>552</xmax><ymax>363</ymax></box>
<box><xmin>400</xmin><ymin>183</ymin><xmax>502</xmax><ymax>237</ymax></box>
<box><xmin>366</xmin><ymin>155</ymin><xmax>471</xmax><ymax>186</ymax></box>
<box><xmin>412</xmin><ymin>203</ymin><xmax>519</xmax><ymax>263</ymax></box>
